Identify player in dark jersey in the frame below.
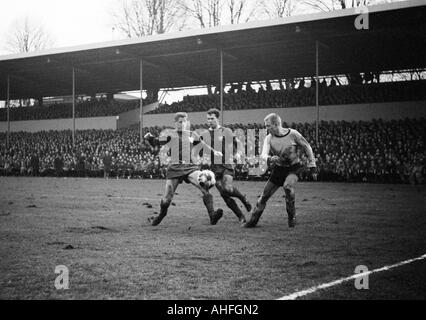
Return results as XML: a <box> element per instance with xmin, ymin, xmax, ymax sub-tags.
<box><xmin>199</xmin><ymin>108</ymin><xmax>252</xmax><ymax>223</ymax></box>
<box><xmin>145</xmin><ymin>112</ymin><xmax>223</xmax><ymax>226</ymax></box>
<box><xmin>244</xmin><ymin>113</ymin><xmax>318</xmax><ymax>228</ymax></box>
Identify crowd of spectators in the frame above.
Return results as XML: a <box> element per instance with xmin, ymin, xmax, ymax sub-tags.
<box><xmin>0</xmin><ymin>98</ymin><xmax>142</xmax><ymax>121</ymax></box>
<box><xmin>0</xmin><ymin>118</ymin><xmax>424</xmax><ymax>184</ymax></box>
<box><xmin>149</xmin><ymin>80</ymin><xmax>426</xmax><ymax>114</ymax></box>
<box><xmin>1</xmin><ymin>80</ymin><xmax>425</xmax><ymax>121</ymax></box>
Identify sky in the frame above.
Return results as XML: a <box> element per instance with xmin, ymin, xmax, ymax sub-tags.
<box><xmin>0</xmin><ymin>0</ymin><xmax>118</xmax><ymax>55</ymax></box>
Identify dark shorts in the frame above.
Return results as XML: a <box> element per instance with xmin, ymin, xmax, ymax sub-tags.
<box><xmin>166</xmin><ymin>164</ymin><xmax>199</xmax><ymax>184</ymax></box>
<box><xmin>209</xmin><ymin>164</ymin><xmax>235</xmax><ymax>179</ymax></box>
<box><xmin>268</xmin><ymin>163</ymin><xmax>303</xmax><ymax>186</ymax></box>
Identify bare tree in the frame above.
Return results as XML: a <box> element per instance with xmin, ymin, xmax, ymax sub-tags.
<box><xmin>4</xmin><ymin>17</ymin><xmax>54</xmax><ymax>107</ymax></box>
<box><xmin>180</xmin><ymin>0</ymin><xmax>223</xmax><ymax>28</ymax></box>
<box><xmin>227</xmin><ymin>0</ymin><xmax>262</xmax><ymax>24</ymax></box>
<box><xmin>261</xmin><ymin>0</ymin><xmax>297</xmax><ymax>18</ymax></box>
<box><xmin>301</xmin><ymin>0</ymin><xmax>399</xmax><ymax>12</ymax></box>
<box><xmin>5</xmin><ymin>17</ymin><xmax>53</xmax><ymax>53</ymax></box>
<box><xmin>112</xmin><ymin>0</ymin><xmax>186</xmax><ymax>38</ymax></box>
<box><xmin>180</xmin><ymin>0</ymin><xmax>261</xmax><ymax>28</ymax></box>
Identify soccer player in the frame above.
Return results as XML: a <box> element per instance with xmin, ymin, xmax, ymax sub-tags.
<box><xmin>145</xmin><ymin>112</ymin><xmax>224</xmax><ymax>226</ymax></box>
<box><xmin>201</xmin><ymin>108</ymin><xmax>252</xmax><ymax>223</ymax></box>
<box><xmin>244</xmin><ymin>113</ymin><xmax>317</xmax><ymax>228</ymax></box>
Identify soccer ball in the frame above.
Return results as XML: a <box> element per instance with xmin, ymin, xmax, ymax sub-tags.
<box><xmin>198</xmin><ymin>170</ymin><xmax>216</xmax><ymax>189</ymax></box>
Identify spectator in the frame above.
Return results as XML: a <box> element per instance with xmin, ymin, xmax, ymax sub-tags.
<box><xmin>102</xmin><ymin>151</ymin><xmax>112</xmax><ymax>179</ymax></box>
<box><xmin>30</xmin><ymin>153</ymin><xmax>40</xmax><ymax>177</ymax></box>
<box><xmin>54</xmin><ymin>154</ymin><xmax>64</xmax><ymax>177</ymax></box>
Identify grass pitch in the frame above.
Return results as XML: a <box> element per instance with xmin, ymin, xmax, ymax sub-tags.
<box><xmin>0</xmin><ymin>177</ymin><xmax>425</xmax><ymax>299</ymax></box>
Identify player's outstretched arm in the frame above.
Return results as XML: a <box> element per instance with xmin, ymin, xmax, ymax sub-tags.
<box><xmin>144</xmin><ymin>131</ymin><xmax>173</xmax><ymax>147</ymax></box>
<box><xmin>144</xmin><ymin>132</ymin><xmax>156</xmax><ymax>147</ymax></box>
<box><xmin>192</xmin><ymin>131</ymin><xmax>223</xmax><ymax>157</ymax></box>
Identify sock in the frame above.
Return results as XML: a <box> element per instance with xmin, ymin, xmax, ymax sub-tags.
<box><xmin>159</xmin><ymin>199</ymin><xmax>170</xmax><ymax>217</ymax></box>
<box><xmin>230</xmin><ymin>187</ymin><xmax>247</xmax><ymax>203</ymax></box>
<box><xmin>285</xmin><ymin>193</ymin><xmax>295</xmax><ymax>218</ymax></box>
<box><xmin>202</xmin><ymin>193</ymin><xmax>214</xmax><ymax>215</ymax></box>
<box><xmin>222</xmin><ymin>196</ymin><xmax>244</xmax><ymax>219</ymax></box>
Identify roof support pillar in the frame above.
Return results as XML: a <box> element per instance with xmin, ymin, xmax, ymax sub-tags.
<box><xmin>220</xmin><ymin>49</ymin><xmax>224</xmax><ymax>125</ymax></box>
<box><xmin>6</xmin><ymin>75</ymin><xmax>10</xmax><ymax>150</ymax></box>
<box><xmin>315</xmin><ymin>40</ymin><xmax>319</xmax><ymax>147</ymax></box>
<box><xmin>72</xmin><ymin>67</ymin><xmax>76</xmax><ymax>147</ymax></box>
<box><xmin>140</xmin><ymin>59</ymin><xmax>144</xmax><ymax>144</ymax></box>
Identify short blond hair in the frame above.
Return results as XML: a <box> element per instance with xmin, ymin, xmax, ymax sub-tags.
<box><xmin>174</xmin><ymin>112</ymin><xmax>188</xmax><ymax>122</ymax></box>
<box><xmin>264</xmin><ymin>113</ymin><xmax>282</xmax><ymax>125</ymax></box>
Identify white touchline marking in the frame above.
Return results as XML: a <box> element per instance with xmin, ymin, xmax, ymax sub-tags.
<box><xmin>277</xmin><ymin>253</ymin><xmax>426</xmax><ymax>300</ymax></box>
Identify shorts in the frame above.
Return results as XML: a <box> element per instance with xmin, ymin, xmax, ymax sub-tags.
<box><xmin>268</xmin><ymin>163</ymin><xmax>303</xmax><ymax>186</ymax></box>
<box><xmin>166</xmin><ymin>163</ymin><xmax>200</xmax><ymax>184</ymax></box>
<box><xmin>209</xmin><ymin>164</ymin><xmax>235</xmax><ymax>179</ymax></box>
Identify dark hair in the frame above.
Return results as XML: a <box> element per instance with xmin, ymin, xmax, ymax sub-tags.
<box><xmin>174</xmin><ymin>112</ymin><xmax>188</xmax><ymax>122</ymax></box>
<box><xmin>207</xmin><ymin>108</ymin><xmax>220</xmax><ymax>119</ymax></box>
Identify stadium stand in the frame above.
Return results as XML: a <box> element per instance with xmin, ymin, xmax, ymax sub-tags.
<box><xmin>149</xmin><ymin>80</ymin><xmax>426</xmax><ymax>114</ymax></box>
<box><xmin>0</xmin><ymin>98</ymin><xmax>145</xmax><ymax>121</ymax></box>
<box><xmin>1</xmin><ymin>80</ymin><xmax>425</xmax><ymax>121</ymax></box>
<box><xmin>1</xmin><ymin>118</ymin><xmax>424</xmax><ymax>184</ymax></box>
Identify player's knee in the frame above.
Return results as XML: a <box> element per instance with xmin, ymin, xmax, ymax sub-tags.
<box><xmin>222</xmin><ymin>185</ymin><xmax>233</xmax><ymax>196</ymax></box>
<box><xmin>162</xmin><ymin>196</ymin><xmax>172</xmax><ymax>207</ymax></box>
<box><xmin>199</xmin><ymin>188</ymin><xmax>209</xmax><ymax>196</ymax></box>
<box><xmin>284</xmin><ymin>180</ymin><xmax>295</xmax><ymax>191</ymax></box>
<box><xmin>258</xmin><ymin>195</ymin><xmax>269</xmax><ymax>205</ymax></box>
<box><xmin>284</xmin><ymin>184</ymin><xmax>294</xmax><ymax>192</ymax></box>
<box><xmin>284</xmin><ymin>186</ymin><xmax>295</xmax><ymax>198</ymax></box>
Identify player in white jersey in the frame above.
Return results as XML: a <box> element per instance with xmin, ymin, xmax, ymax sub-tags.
<box><xmin>244</xmin><ymin>113</ymin><xmax>318</xmax><ymax>228</ymax></box>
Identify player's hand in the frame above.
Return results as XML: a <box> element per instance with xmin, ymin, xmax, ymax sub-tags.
<box><xmin>309</xmin><ymin>167</ymin><xmax>318</xmax><ymax>181</ymax></box>
<box><xmin>144</xmin><ymin>132</ymin><xmax>154</xmax><ymax>139</ymax></box>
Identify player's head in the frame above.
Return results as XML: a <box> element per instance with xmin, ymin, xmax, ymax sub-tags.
<box><xmin>174</xmin><ymin>112</ymin><xmax>188</xmax><ymax>131</ymax></box>
<box><xmin>264</xmin><ymin>113</ymin><xmax>282</xmax><ymax>135</ymax></box>
<box><xmin>206</xmin><ymin>108</ymin><xmax>220</xmax><ymax>129</ymax></box>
